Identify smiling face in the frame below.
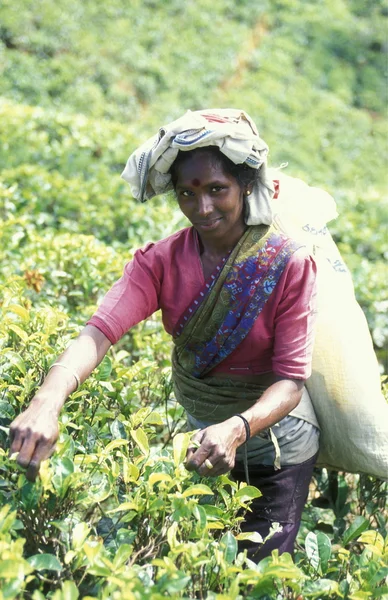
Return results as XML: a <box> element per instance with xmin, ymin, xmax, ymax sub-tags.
<box><xmin>173</xmin><ymin>150</ymin><xmax>247</xmax><ymax>249</ymax></box>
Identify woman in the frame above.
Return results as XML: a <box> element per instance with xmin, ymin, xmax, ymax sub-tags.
<box><xmin>9</xmin><ymin>109</ymin><xmax>319</xmax><ymax>562</ymax></box>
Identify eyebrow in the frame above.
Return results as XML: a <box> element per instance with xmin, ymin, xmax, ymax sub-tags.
<box><xmin>176</xmin><ymin>179</ymin><xmax>227</xmax><ymax>190</ymax></box>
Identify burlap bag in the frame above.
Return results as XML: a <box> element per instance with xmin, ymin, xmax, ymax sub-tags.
<box><xmin>270</xmin><ymin>169</ymin><xmax>388</xmax><ymax>478</ymax></box>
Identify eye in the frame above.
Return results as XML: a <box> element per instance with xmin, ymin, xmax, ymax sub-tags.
<box><xmin>179</xmin><ymin>190</ymin><xmax>195</xmax><ymax>198</ymax></box>
<box><xmin>210</xmin><ymin>186</ymin><xmax>224</xmax><ymax>193</ymax></box>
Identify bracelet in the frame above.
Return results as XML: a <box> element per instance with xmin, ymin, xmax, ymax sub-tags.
<box><xmin>49</xmin><ymin>362</ymin><xmax>81</xmax><ymax>390</ymax></box>
<box><xmin>234</xmin><ymin>414</ymin><xmax>251</xmax><ymax>443</ymax></box>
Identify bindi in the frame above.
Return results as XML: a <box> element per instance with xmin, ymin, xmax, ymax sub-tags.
<box><xmin>191</xmin><ymin>178</ymin><xmax>200</xmax><ymax>187</ymax></box>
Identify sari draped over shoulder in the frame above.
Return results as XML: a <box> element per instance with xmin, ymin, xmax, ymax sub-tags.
<box><xmin>172</xmin><ymin>224</ymin><xmax>304</xmax><ymax>423</ymax></box>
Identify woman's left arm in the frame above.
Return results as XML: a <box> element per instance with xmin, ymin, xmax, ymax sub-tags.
<box><xmin>186</xmin><ymin>376</ymin><xmax>304</xmax><ymax>477</ymax></box>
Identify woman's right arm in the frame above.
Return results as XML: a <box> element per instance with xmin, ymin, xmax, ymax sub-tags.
<box><xmin>9</xmin><ymin>241</ymin><xmax>166</xmax><ymax>481</ymax></box>
<box><xmin>9</xmin><ymin>325</ymin><xmax>111</xmax><ymax>481</ymax></box>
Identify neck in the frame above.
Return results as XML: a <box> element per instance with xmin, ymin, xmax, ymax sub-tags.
<box><xmin>197</xmin><ymin>225</ymin><xmax>248</xmax><ymax>258</ymax></box>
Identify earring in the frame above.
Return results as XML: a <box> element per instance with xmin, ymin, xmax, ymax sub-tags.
<box><xmin>246</xmin><ymin>191</ymin><xmax>251</xmax><ymax>196</ymax></box>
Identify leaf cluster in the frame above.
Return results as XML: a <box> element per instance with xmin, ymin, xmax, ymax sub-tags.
<box><xmin>0</xmin><ymin>0</ymin><xmax>387</xmax><ymax>596</ymax></box>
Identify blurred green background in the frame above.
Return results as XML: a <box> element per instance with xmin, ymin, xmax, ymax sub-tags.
<box><xmin>1</xmin><ymin>0</ymin><xmax>387</xmax><ymax>369</ymax></box>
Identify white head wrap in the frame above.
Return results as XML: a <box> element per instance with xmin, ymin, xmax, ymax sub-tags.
<box><xmin>121</xmin><ymin>108</ymin><xmax>275</xmax><ymax>226</ymax></box>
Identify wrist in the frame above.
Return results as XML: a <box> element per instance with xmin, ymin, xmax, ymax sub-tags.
<box><xmin>36</xmin><ymin>365</ymin><xmax>79</xmax><ymax>409</ymax></box>
<box><xmin>30</xmin><ymin>391</ymin><xmax>65</xmax><ymax>418</ymax></box>
<box><xmin>229</xmin><ymin>415</ymin><xmax>248</xmax><ymax>446</ymax></box>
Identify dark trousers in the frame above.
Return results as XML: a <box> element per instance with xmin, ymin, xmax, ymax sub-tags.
<box><xmin>231</xmin><ymin>452</ymin><xmax>317</xmax><ymax>563</ymax></box>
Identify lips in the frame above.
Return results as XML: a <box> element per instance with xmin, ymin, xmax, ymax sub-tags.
<box><xmin>195</xmin><ymin>217</ymin><xmax>222</xmax><ymax>229</ymax></box>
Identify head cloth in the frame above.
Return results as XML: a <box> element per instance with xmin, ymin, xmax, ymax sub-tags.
<box><xmin>121</xmin><ymin>109</ymin><xmax>275</xmax><ymax>226</ymax></box>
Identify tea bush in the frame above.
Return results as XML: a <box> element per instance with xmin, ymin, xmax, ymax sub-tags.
<box><xmin>1</xmin><ymin>285</ymin><xmax>387</xmax><ymax>598</ymax></box>
<box><xmin>1</xmin><ymin>0</ymin><xmax>387</xmax><ymax>597</ymax></box>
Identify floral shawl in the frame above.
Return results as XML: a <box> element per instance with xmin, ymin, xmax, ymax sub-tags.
<box><xmin>172</xmin><ymin>224</ymin><xmax>301</xmax><ymax>422</ymax></box>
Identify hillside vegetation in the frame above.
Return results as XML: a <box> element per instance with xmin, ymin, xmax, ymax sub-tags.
<box><xmin>0</xmin><ymin>0</ymin><xmax>387</xmax><ymax>598</ymax></box>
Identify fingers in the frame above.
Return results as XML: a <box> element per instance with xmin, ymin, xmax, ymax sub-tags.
<box><xmin>185</xmin><ymin>443</ymin><xmax>210</xmax><ymax>472</ymax></box>
<box><xmin>193</xmin><ymin>453</ymin><xmax>232</xmax><ymax>477</ymax></box>
<box><xmin>9</xmin><ymin>417</ymin><xmax>59</xmax><ymax>481</ymax></box>
<box><xmin>185</xmin><ymin>435</ymin><xmax>203</xmax><ymax>468</ymax></box>
<box><xmin>9</xmin><ymin>428</ymin><xmax>24</xmax><ymax>455</ymax></box>
<box><xmin>25</xmin><ymin>464</ymin><xmax>40</xmax><ymax>482</ymax></box>
<box><xmin>25</xmin><ymin>442</ymin><xmax>56</xmax><ymax>482</ymax></box>
<box><xmin>197</xmin><ymin>456</ymin><xmax>219</xmax><ymax>477</ymax></box>
<box><xmin>186</xmin><ymin>435</ymin><xmax>234</xmax><ymax>477</ymax></box>
<box><xmin>204</xmin><ymin>464</ymin><xmax>228</xmax><ymax>478</ymax></box>
<box><xmin>17</xmin><ymin>436</ymin><xmax>56</xmax><ymax>481</ymax></box>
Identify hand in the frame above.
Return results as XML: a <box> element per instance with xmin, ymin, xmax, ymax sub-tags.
<box><xmin>185</xmin><ymin>417</ymin><xmax>245</xmax><ymax>477</ymax></box>
<box><xmin>9</xmin><ymin>398</ymin><xmax>59</xmax><ymax>482</ymax></box>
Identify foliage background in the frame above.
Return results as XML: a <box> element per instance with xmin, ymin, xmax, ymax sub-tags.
<box><xmin>0</xmin><ymin>0</ymin><xmax>387</xmax><ymax>598</ymax></box>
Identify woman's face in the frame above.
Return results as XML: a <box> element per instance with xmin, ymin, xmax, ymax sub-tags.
<box><xmin>174</xmin><ymin>151</ymin><xmax>247</xmax><ymax>247</ymax></box>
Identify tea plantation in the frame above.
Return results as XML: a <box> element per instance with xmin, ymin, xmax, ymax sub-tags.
<box><xmin>0</xmin><ymin>0</ymin><xmax>387</xmax><ymax>598</ymax></box>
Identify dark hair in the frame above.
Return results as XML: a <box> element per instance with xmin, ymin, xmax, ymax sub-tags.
<box><xmin>169</xmin><ymin>146</ymin><xmax>259</xmax><ymax>191</ymax></box>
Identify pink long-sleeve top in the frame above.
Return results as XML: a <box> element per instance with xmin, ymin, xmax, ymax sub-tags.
<box><xmin>88</xmin><ymin>227</ymin><xmax>317</xmax><ymax>380</ymax></box>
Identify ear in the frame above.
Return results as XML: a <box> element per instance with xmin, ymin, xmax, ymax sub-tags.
<box><xmin>244</xmin><ymin>184</ymin><xmax>254</xmax><ymax>196</ymax></box>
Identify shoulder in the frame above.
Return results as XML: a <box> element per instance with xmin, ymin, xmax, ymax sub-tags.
<box><xmin>289</xmin><ymin>245</ymin><xmax>316</xmax><ymax>266</ymax></box>
<box><xmin>137</xmin><ymin>227</ymin><xmax>193</xmax><ymax>257</ymax></box>
<box><xmin>265</xmin><ymin>227</ymin><xmax>316</xmax><ymax>273</ymax></box>
<box><xmin>266</xmin><ymin>227</ymin><xmax>316</xmax><ymax>266</ymax></box>
<box><xmin>283</xmin><ymin>246</ymin><xmax>317</xmax><ymax>288</ymax></box>
<box><xmin>132</xmin><ymin>227</ymin><xmax>194</xmax><ymax>268</ymax></box>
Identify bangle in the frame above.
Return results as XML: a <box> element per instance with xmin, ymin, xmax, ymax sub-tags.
<box><xmin>234</xmin><ymin>414</ymin><xmax>251</xmax><ymax>443</ymax></box>
<box><xmin>49</xmin><ymin>362</ymin><xmax>81</xmax><ymax>390</ymax></box>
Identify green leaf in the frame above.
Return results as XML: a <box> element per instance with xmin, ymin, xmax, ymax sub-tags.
<box><xmin>20</xmin><ymin>481</ymin><xmax>42</xmax><ymax>510</ymax></box>
<box><xmin>236</xmin><ymin>531</ymin><xmax>263</xmax><ymax>544</ymax></box>
<box><xmin>0</xmin><ymin>559</ymin><xmax>33</xmax><ymax>578</ymax></box>
<box><xmin>110</xmin><ymin>418</ymin><xmax>127</xmax><ymax>440</ymax></box>
<box><xmin>96</xmin><ymin>355</ymin><xmax>112</xmax><ymax>380</ymax></box>
<box><xmin>51</xmin><ymin>457</ymin><xmax>74</xmax><ymax>479</ymax></box>
<box><xmin>60</xmin><ymin>581</ymin><xmax>80</xmax><ymax>600</ymax></box>
<box><xmin>173</xmin><ymin>432</ymin><xmax>190</xmax><ymax>467</ymax></box>
<box><xmin>182</xmin><ymin>484</ymin><xmax>214</xmax><ymax>498</ymax></box>
<box><xmin>358</xmin><ymin>530</ymin><xmax>384</xmax><ymax>555</ymax></box>
<box><xmin>193</xmin><ymin>504</ymin><xmax>207</xmax><ymax>531</ymax></box>
<box><xmin>130</xmin><ymin>428</ymin><xmax>149</xmax><ymax>454</ymax></box>
<box><xmin>51</xmin><ymin>457</ymin><xmax>74</xmax><ymax>493</ymax></box>
<box><xmin>114</xmin><ymin>350</ymin><xmax>130</xmax><ymax>363</ymax></box>
<box><xmin>335</xmin><ymin>477</ymin><xmax>350</xmax><ymax>518</ymax></box>
<box><xmin>253</xmin><ymin>560</ymin><xmax>305</xmax><ymax>589</ymax></box>
<box><xmin>158</xmin><ymin>571</ymin><xmax>191</xmax><ymax>594</ymax></box>
<box><xmin>7</xmin><ymin>304</ymin><xmax>30</xmax><ymax>321</ymax></box>
<box><xmin>342</xmin><ymin>516</ymin><xmax>370</xmax><ymax>546</ymax></box>
<box><xmin>28</xmin><ymin>554</ymin><xmax>63</xmax><ymax>572</ymax></box>
<box><xmin>0</xmin><ymin>506</ymin><xmax>17</xmax><ymax>532</ymax></box>
<box><xmin>112</xmin><ymin>544</ymin><xmax>133</xmax><ymax>569</ymax></box>
<box><xmin>8</xmin><ymin>324</ymin><xmax>29</xmax><ymax>342</ymax></box>
<box><xmin>2</xmin><ymin>350</ymin><xmax>26</xmax><ymax>375</ymax></box>
<box><xmin>220</xmin><ymin>531</ymin><xmax>238</xmax><ymax>564</ymax></box>
<box><xmin>167</xmin><ymin>521</ymin><xmax>178</xmax><ymax>550</ymax></box>
<box><xmin>0</xmin><ymin>401</ymin><xmax>16</xmax><ymax>420</ymax></box>
<box><xmin>206</xmin><ymin>521</ymin><xmax>225</xmax><ymax>530</ymax></box>
<box><xmin>88</xmin><ymin>475</ymin><xmax>112</xmax><ymax>503</ymax></box>
<box><xmin>144</xmin><ymin>411</ymin><xmax>164</xmax><ymax>425</ymax></box>
<box><xmin>148</xmin><ymin>472</ymin><xmax>172</xmax><ymax>486</ymax></box>
<box><xmin>303</xmin><ymin>578</ymin><xmax>339</xmax><ymax>597</ymax></box>
<box><xmin>71</xmin><ymin>522</ymin><xmax>90</xmax><ymax>551</ymax></box>
<box><xmin>369</xmin><ymin>567</ymin><xmax>388</xmax><ymax>588</ymax></box>
<box><xmin>104</xmin><ymin>439</ymin><xmax>129</xmax><ymax>453</ymax></box>
<box><xmin>305</xmin><ymin>531</ymin><xmax>331</xmax><ymax>575</ymax></box>
<box><xmin>108</xmin><ymin>501</ymin><xmax>139</xmax><ymax>513</ymax></box>
<box><xmin>234</xmin><ymin>485</ymin><xmax>262</xmax><ymax>503</ymax></box>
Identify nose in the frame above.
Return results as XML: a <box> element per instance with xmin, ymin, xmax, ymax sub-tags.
<box><xmin>197</xmin><ymin>193</ymin><xmax>213</xmax><ymax>217</ymax></box>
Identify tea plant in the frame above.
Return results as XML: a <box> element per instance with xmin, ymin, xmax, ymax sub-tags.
<box><xmin>1</xmin><ymin>0</ymin><xmax>387</xmax><ymax>596</ymax></box>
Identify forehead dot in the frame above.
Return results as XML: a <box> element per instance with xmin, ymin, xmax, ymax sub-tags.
<box><xmin>191</xmin><ymin>178</ymin><xmax>200</xmax><ymax>187</ymax></box>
